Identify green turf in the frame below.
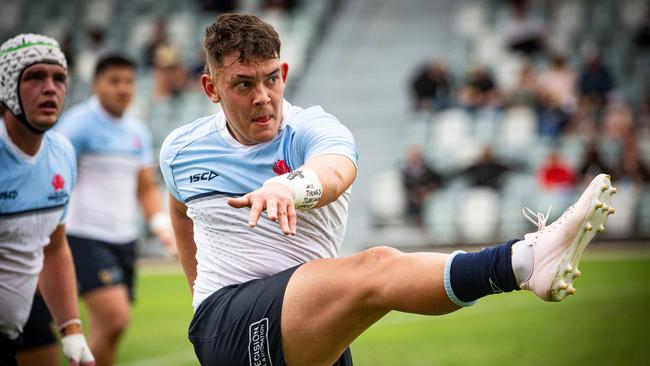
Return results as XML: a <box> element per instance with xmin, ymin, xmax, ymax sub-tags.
<box><xmin>108</xmin><ymin>256</ymin><xmax>650</xmax><ymax>366</ymax></box>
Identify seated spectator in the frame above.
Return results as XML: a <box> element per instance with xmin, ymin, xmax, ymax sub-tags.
<box><xmin>459</xmin><ymin>65</ymin><xmax>502</xmax><ymax>111</ymax></box>
<box><xmin>500</xmin><ymin>0</ymin><xmax>546</xmax><ymax>56</ymax></box>
<box><xmin>536</xmin><ymin>90</ymin><xmax>570</xmax><ymax>140</ymax></box>
<box><xmin>152</xmin><ymin>43</ymin><xmax>188</xmax><ymax>101</ymax></box>
<box><xmin>538</xmin><ymin>150</ymin><xmax>575</xmax><ymax>190</ymax></box>
<box><xmin>577</xmin><ymin>140</ymin><xmax>610</xmax><ymax>185</ymax></box>
<box><xmin>410</xmin><ymin>61</ymin><xmax>453</xmax><ymax>112</ymax></box>
<box><xmin>508</xmin><ymin>60</ymin><xmax>537</xmax><ymax>107</ymax></box>
<box><xmin>458</xmin><ymin>145</ymin><xmax>513</xmax><ymax>190</ymax></box>
<box><xmin>578</xmin><ymin>47</ymin><xmax>614</xmax><ymax>109</ymax></box>
<box><xmin>537</xmin><ymin>53</ymin><xmax>577</xmax><ymax>112</ymax></box>
<box><xmin>612</xmin><ymin>133</ymin><xmax>650</xmax><ymax>186</ymax></box>
<box><xmin>75</xmin><ymin>27</ymin><xmax>108</xmax><ymax>83</ymax></box>
<box><xmin>402</xmin><ymin>146</ymin><xmax>443</xmax><ymax>227</ymax></box>
<box><xmin>632</xmin><ymin>7</ymin><xmax>650</xmax><ymax>50</ymax></box>
<box><xmin>144</xmin><ymin>18</ymin><xmax>170</xmax><ymax>69</ymax></box>
<box><xmin>602</xmin><ymin>101</ymin><xmax>634</xmax><ymax>143</ymax></box>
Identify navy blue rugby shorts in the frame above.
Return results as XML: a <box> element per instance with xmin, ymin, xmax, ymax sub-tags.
<box><xmin>189</xmin><ymin>265</ymin><xmax>353</xmax><ymax>366</ymax></box>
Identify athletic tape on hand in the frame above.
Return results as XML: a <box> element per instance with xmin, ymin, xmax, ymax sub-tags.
<box><xmin>61</xmin><ymin>333</ymin><xmax>95</xmax><ymax>363</ymax></box>
<box><xmin>265</xmin><ymin>169</ymin><xmax>323</xmax><ymax>209</ymax></box>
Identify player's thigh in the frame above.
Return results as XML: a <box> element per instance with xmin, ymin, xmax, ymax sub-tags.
<box><xmin>281</xmin><ymin>247</ymin><xmax>455</xmax><ymax>366</ymax></box>
<box><xmin>16</xmin><ymin>294</ymin><xmax>58</xmax><ymax>366</ymax></box>
<box><xmin>83</xmin><ymin>285</ymin><xmax>131</xmax><ymax>332</ymax></box>
<box><xmin>281</xmin><ymin>247</ymin><xmax>402</xmax><ymax>366</ymax></box>
<box><xmin>16</xmin><ymin>344</ymin><xmax>58</xmax><ymax>366</ymax></box>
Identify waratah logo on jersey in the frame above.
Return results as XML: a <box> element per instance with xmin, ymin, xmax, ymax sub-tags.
<box><xmin>51</xmin><ymin>174</ymin><xmax>65</xmax><ymax>191</ymax></box>
<box><xmin>273</xmin><ymin>159</ymin><xmax>291</xmax><ymax>175</ymax></box>
<box><xmin>48</xmin><ymin>173</ymin><xmax>69</xmax><ymax>201</ymax></box>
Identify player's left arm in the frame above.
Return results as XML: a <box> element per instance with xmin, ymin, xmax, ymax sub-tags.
<box><xmin>137</xmin><ymin>167</ymin><xmax>177</xmax><ymax>255</ymax></box>
<box><xmin>40</xmin><ymin>225</ymin><xmax>95</xmax><ymax>365</ymax></box>
<box><xmin>228</xmin><ymin>154</ymin><xmax>356</xmax><ymax>235</ymax></box>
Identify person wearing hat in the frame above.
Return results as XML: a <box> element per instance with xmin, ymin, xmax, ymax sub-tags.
<box><xmin>0</xmin><ymin>33</ymin><xmax>94</xmax><ymax>365</ymax></box>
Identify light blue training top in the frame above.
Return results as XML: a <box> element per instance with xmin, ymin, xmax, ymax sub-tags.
<box><xmin>0</xmin><ymin>119</ymin><xmax>76</xmax><ymax>339</ymax></box>
<box><xmin>54</xmin><ymin>97</ymin><xmax>154</xmax><ymax>243</ymax></box>
<box><xmin>159</xmin><ymin>100</ymin><xmax>358</xmax><ymax>309</ymax></box>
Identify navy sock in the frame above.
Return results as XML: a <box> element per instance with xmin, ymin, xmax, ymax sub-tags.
<box><xmin>449</xmin><ymin>239</ymin><xmax>520</xmax><ymax>303</ymax></box>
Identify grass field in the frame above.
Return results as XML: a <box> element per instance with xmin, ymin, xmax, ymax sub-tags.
<box><xmin>104</xmin><ymin>253</ymin><xmax>650</xmax><ymax>366</ymax></box>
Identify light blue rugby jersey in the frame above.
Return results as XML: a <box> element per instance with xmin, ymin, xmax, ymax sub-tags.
<box><xmin>55</xmin><ymin>97</ymin><xmax>153</xmax><ymax>243</ymax></box>
<box><xmin>161</xmin><ymin>100</ymin><xmax>357</xmax><ymax>202</ymax></box>
<box><xmin>160</xmin><ymin>100</ymin><xmax>358</xmax><ymax>309</ymax></box>
<box><xmin>0</xmin><ymin>119</ymin><xmax>76</xmax><ymax>339</ymax></box>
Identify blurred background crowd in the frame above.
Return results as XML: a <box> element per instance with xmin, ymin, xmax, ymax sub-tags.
<box><xmin>1</xmin><ymin>0</ymin><xmax>648</xmax><ymax>252</ymax></box>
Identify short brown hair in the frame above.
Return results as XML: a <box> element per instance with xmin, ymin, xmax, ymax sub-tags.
<box><xmin>202</xmin><ymin>13</ymin><xmax>281</xmax><ymax>74</ymax></box>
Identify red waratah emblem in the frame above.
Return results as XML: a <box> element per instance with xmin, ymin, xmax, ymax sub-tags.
<box><xmin>51</xmin><ymin>174</ymin><xmax>65</xmax><ymax>191</ymax></box>
<box><xmin>273</xmin><ymin>159</ymin><xmax>291</xmax><ymax>175</ymax></box>
<box><xmin>133</xmin><ymin>136</ymin><xmax>142</xmax><ymax>149</ymax></box>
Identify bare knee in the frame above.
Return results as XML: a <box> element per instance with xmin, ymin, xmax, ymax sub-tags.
<box><xmin>91</xmin><ymin>308</ymin><xmax>130</xmax><ymax>342</ymax></box>
<box><xmin>355</xmin><ymin>246</ymin><xmax>404</xmax><ymax>305</ymax></box>
<box><xmin>360</xmin><ymin>246</ymin><xmax>403</xmax><ymax>263</ymax></box>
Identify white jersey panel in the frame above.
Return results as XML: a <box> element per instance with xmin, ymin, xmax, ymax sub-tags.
<box><xmin>160</xmin><ymin>100</ymin><xmax>358</xmax><ymax>310</ymax></box>
<box><xmin>66</xmin><ymin>154</ymin><xmax>143</xmax><ymax>242</ymax></box>
<box><xmin>55</xmin><ymin>97</ymin><xmax>153</xmax><ymax>243</ymax></box>
<box><xmin>0</xmin><ymin>119</ymin><xmax>76</xmax><ymax>339</ymax></box>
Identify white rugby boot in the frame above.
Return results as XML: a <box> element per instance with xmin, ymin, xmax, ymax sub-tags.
<box><xmin>519</xmin><ymin>174</ymin><xmax>616</xmax><ymax>301</ymax></box>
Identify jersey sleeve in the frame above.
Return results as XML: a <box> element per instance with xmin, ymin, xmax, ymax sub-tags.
<box><xmin>291</xmin><ymin>106</ymin><xmax>358</xmax><ymax>168</ymax></box>
<box><xmin>138</xmin><ymin>123</ymin><xmax>154</xmax><ymax>167</ymax></box>
<box><xmin>159</xmin><ymin>132</ymin><xmax>183</xmax><ymax>202</ymax></box>
<box><xmin>54</xmin><ymin>107</ymin><xmax>86</xmax><ymax>155</ymax></box>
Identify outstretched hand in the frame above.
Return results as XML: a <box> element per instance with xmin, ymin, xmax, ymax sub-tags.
<box><xmin>228</xmin><ymin>183</ymin><xmax>297</xmax><ymax>235</ymax></box>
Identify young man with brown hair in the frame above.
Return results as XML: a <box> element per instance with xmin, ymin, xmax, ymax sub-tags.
<box><xmin>160</xmin><ymin>14</ymin><xmax>616</xmax><ymax>366</ymax></box>
<box><xmin>0</xmin><ymin>33</ymin><xmax>94</xmax><ymax>366</ymax></box>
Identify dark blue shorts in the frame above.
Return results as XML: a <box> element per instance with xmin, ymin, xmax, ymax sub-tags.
<box><xmin>0</xmin><ymin>333</ymin><xmax>18</xmax><ymax>366</ymax></box>
<box><xmin>67</xmin><ymin>235</ymin><xmax>137</xmax><ymax>301</ymax></box>
<box><xmin>189</xmin><ymin>265</ymin><xmax>353</xmax><ymax>366</ymax></box>
<box><xmin>16</xmin><ymin>294</ymin><xmax>56</xmax><ymax>350</ymax></box>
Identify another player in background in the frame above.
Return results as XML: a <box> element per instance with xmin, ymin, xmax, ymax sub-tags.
<box><xmin>0</xmin><ymin>33</ymin><xmax>94</xmax><ymax>366</ymax></box>
<box><xmin>160</xmin><ymin>14</ymin><xmax>616</xmax><ymax>366</ymax></box>
<box><xmin>19</xmin><ymin>54</ymin><xmax>176</xmax><ymax>366</ymax></box>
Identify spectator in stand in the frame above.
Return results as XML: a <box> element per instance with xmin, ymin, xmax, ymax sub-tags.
<box><xmin>538</xmin><ymin>150</ymin><xmax>575</xmax><ymax>190</ymax></box>
<box><xmin>536</xmin><ymin>90</ymin><xmax>570</xmax><ymax>140</ymax></box>
<box><xmin>612</xmin><ymin>133</ymin><xmax>650</xmax><ymax>186</ymax></box>
<box><xmin>632</xmin><ymin>7</ymin><xmax>650</xmax><ymax>50</ymax></box>
<box><xmin>144</xmin><ymin>18</ymin><xmax>170</xmax><ymax>69</ymax></box>
<box><xmin>500</xmin><ymin>0</ymin><xmax>546</xmax><ymax>56</ymax></box>
<box><xmin>410</xmin><ymin>61</ymin><xmax>453</xmax><ymax>112</ymax></box>
<box><xmin>602</xmin><ymin>101</ymin><xmax>634</xmax><ymax>143</ymax></box>
<box><xmin>152</xmin><ymin>42</ymin><xmax>188</xmax><ymax>101</ymax></box>
<box><xmin>75</xmin><ymin>27</ymin><xmax>108</xmax><ymax>83</ymax></box>
<box><xmin>537</xmin><ymin>53</ymin><xmax>577</xmax><ymax>112</ymax></box>
<box><xmin>459</xmin><ymin>66</ymin><xmax>501</xmax><ymax>112</ymax></box>
<box><xmin>578</xmin><ymin>48</ymin><xmax>614</xmax><ymax>109</ymax></box>
<box><xmin>637</xmin><ymin>87</ymin><xmax>650</xmax><ymax>133</ymax></box>
<box><xmin>508</xmin><ymin>60</ymin><xmax>537</xmax><ymax>107</ymax></box>
<box><xmin>402</xmin><ymin>146</ymin><xmax>443</xmax><ymax>227</ymax></box>
<box><xmin>458</xmin><ymin>145</ymin><xmax>513</xmax><ymax>190</ymax></box>
<box><xmin>577</xmin><ymin>140</ymin><xmax>610</xmax><ymax>185</ymax></box>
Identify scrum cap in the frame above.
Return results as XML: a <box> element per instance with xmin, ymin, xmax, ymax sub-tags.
<box><xmin>0</xmin><ymin>33</ymin><xmax>67</xmax><ymax>130</ymax></box>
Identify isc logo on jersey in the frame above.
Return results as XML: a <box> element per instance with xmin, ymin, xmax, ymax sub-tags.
<box><xmin>189</xmin><ymin>171</ymin><xmax>218</xmax><ymax>183</ymax></box>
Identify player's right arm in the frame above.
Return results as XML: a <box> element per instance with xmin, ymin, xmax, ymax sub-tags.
<box><xmin>169</xmin><ymin>193</ymin><xmax>197</xmax><ymax>292</ymax></box>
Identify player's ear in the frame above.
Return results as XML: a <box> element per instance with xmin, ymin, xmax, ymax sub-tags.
<box><xmin>201</xmin><ymin>74</ymin><xmax>220</xmax><ymax>103</ymax></box>
<box><xmin>280</xmin><ymin>63</ymin><xmax>289</xmax><ymax>83</ymax></box>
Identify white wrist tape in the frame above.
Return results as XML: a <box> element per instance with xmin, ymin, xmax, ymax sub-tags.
<box><xmin>265</xmin><ymin>168</ymin><xmax>323</xmax><ymax>209</ymax></box>
<box><xmin>149</xmin><ymin>212</ymin><xmax>171</xmax><ymax>234</ymax></box>
<box><xmin>61</xmin><ymin>333</ymin><xmax>95</xmax><ymax>363</ymax></box>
